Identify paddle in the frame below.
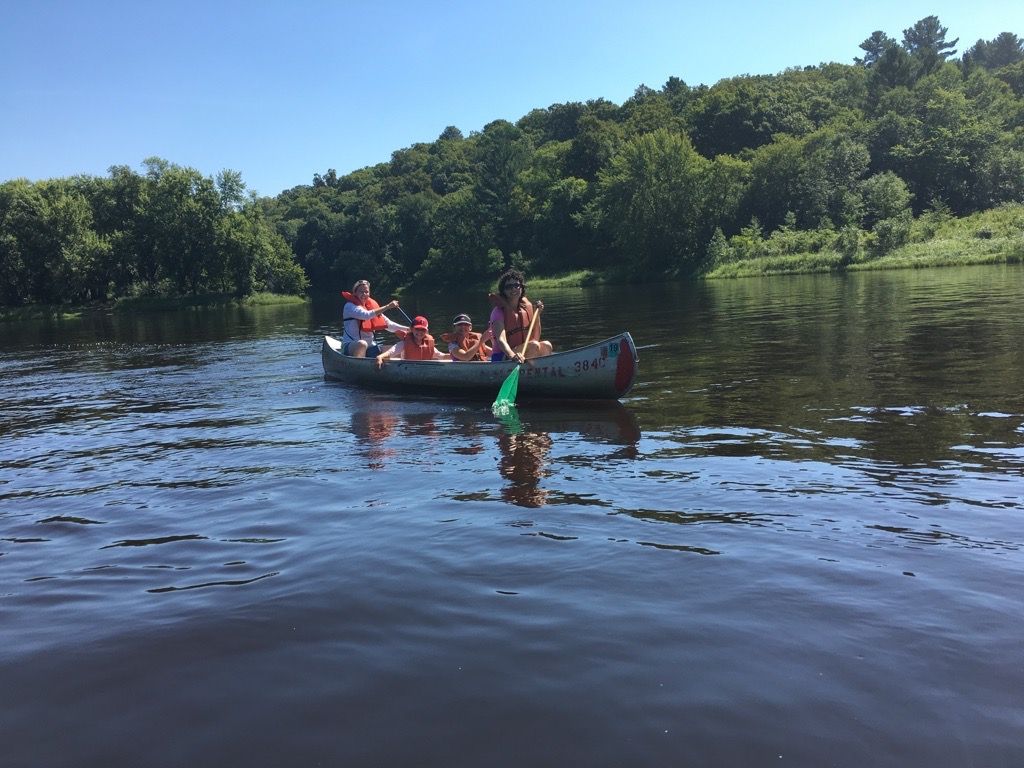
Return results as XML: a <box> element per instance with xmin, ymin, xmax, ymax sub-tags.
<box><xmin>358</xmin><ymin>297</ymin><xmax>412</xmax><ymax>350</ymax></box>
<box><xmin>491</xmin><ymin>303</ymin><xmax>541</xmax><ymax>415</ymax></box>
<box><xmin>495</xmin><ymin>400</ymin><xmax>523</xmax><ymax>434</ymax></box>
<box><xmin>492</xmin><ymin>366</ymin><xmax>520</xmax><ymax>415</ymax></box>
<box><xmin>394</xmin><ymin>306</ymin><xmax>414</xmax><ymax>327</ymax></box>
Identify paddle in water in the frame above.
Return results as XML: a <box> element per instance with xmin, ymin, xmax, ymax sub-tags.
<box><xmin>491</xmin><ymin>366</ymin><xmax>520</xmax><ymax>416</ymax></box>
<box><xmin>491</xmin><ymin>302</ymin><xmax>541</xmax><ymax>415</ymax></box>
<box><xmin>494</xmin><ymin>398</ymin><xmax>523</xmax><ymax>434</ymax></box>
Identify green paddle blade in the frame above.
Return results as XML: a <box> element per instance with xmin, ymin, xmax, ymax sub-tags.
<box><xmin>491</xmin><ymin>365</ymin><xmax>520</xmax><ymax>414</ymax></box>
<box><xmin>495</xmin><ymin>402</ymin><xmax>523</xmax><ymax>434</ymax></box>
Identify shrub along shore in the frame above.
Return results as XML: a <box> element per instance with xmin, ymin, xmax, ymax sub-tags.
<box><xmin>701</xmin><ymin>202</ymin><xmax>1024</xmax><ymax>279</ymax></box>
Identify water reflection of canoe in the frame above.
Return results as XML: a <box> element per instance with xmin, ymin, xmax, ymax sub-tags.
<box><xmin>322</xmin><ymin>332</ymin><xmax>638</xmax><ymax>401</ymax></box>
<box><xmin>512</xmin><ymin>402</ymin><xmax>641</xmax><ymax>445</ymax></box>
<box><xmin>345</xmin><ymin>399</ymin><xmax>640</xmax><ymax>508</ymax></box>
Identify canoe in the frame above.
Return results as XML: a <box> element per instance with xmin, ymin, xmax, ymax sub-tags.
<box><xmin>322</xmin><ymin>331</ymin><xmax>638</xmax><ymax>401</ymax></box>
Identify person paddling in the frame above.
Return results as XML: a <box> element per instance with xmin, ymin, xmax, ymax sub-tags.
<box><xmin>443</xmin><ymin>313</ymin><xmax>493</xmax><ymax>361</ymax></box>
<box><xmin>489</xmin><ymin>269</ymin><xmax>553</xmax><ymax>363</ymax></box>
<box><xmin>376</xmin><ymin>315</ymin><xmax>450</xmax><ymax>368</ymax></box>
<box><xmin>342</xmin><ymin>280</ymin><xmax>408</xmax><ymax>358</ymax></box>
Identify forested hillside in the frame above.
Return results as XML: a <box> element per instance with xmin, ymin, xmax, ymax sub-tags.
<box><xmin>2</xmin><ymin>16</ymin><xmax>1022</xmax><ymax>306</ymax></box>
<box><xmin>262</xmin><ymin>16</ymin><xmax>1023</xmax><ymax>292</ymax></box>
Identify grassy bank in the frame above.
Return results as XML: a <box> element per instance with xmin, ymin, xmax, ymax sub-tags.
<box><xmin>1</xmin><ymin>292</ymin><xmax>307</xmax><ymax>322</ymax></box>
<box><xmin>704</xmin><ymin>241</ymin><xmax>1021</xmax><ymax>279</ymax></box>
<box><xmin>0</xmin><ymin>305</ymin><xmax>86</xmax><ymax>322</ymax></box>
<box><xmin>112</xmin><ymin>291</ymin><xmax>307</xmax><ymax>311</ymax></box>
<box><xmin>529</xmin><ymin>270</ymin><xmax>610</xmax><ymax>289</ymax></box>
<box><xmin>402</xmin><ymin>269</ymin><xmax>611</xmax><ymax>296</ymax></box>
<box><xmin>702</xmin><ymin>204</ymin><xmax>1024</xmax><ymax>279</ymax></box>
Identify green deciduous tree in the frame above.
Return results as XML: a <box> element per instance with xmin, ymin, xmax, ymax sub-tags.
<box><xmin>426</xmin><ymin>127</ymin><xmax>473</xmax><ymax>195</ymax></box>
<box><xmin>218</xmin><ymin>204</ymin><xmax>308</xmax><ymax>295</ymax></box>
<box><xmin>564</xmin><ymin>114</ymin><xmax>624</xmax><ymax>182</ymax></box>
<box><xmin>519</xmin><ymin>141</ymin><xmax>590</xmax><ymax>271</ymax></box>
<box><xmin>473</xmin><ymin>120</ymin><xmax>534</xmax><ymax>266</ymax></box>
<box><xmin>743</xmin><ymin>128</ymin><xmax>870</xmax><ymax>232</ymax></box>
<box><xmin>620</xmin><ymin>85</ymin><xmax>686</xmax><ymax>136</ymax></box>
<box><xmin>143</xmin><ymin>162</ymin><xmax>221</xmax><ymax>294</ymax></box>
<box><xmin>590</xmin><ymin>129</ymin><xmax>714</xmax><ymax>275</ymax></box>
<box><xmin>516</xmin><ymin>102</ymin><xmax>586</xmax><ymax>145</ymax></box>
<box><xmin>689</xmin><ymin>69</ymin><xmax>851</xmax><ymax>158</ymax></box>
<box><xmin>216</xmin><ymin>169</ymin><xmax>246</xmax><ymax>211</ymax></box>
<box><xmin>0</xmin><ymin>179</ymin><xmax>109</xmax><ymax>304</ymax></box>
<box><xmin>393</xmin><ymin>191</ymin><xmax>440</xmax><ymax>275</ymax></box>
<box><xmin>886</xmin><ymin>88</ymin><xmax>1003</xmax><ymax>214</ymax></box>
<box><xmin>860</xmin><ymin>171</ymin><xmax>913</xmax><ymax>227</ymax></box>
<box><xmin>416</xmin><ymin>186</ymin><xmax>499</xmax><ymax>285</ymax></box>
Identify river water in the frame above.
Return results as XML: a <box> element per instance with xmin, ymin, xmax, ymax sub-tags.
<box><xmin>2</xmin><ymin>266</ymin><xmax>1022</xmax><ymax>767</ymax></box>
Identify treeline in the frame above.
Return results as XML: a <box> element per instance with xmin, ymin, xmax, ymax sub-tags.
<box><xmin>0</xmin><ymin>159</ymin><xmax>307</xmax><ymax>306</ymax></box>
<box><xmin>3</xmin><ymin>16</ymin><xmax>1023</xmax><ymax>308</ymax></box>
<box><xmin>262</xmin><ymin>16</ymin><xmax>1024</xmax><ymax>291</ymax></box>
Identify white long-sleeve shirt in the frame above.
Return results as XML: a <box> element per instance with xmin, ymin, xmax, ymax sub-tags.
<box><xmin>342</xmin><ymin>302</ymin><xmax>406</xmax><ymax>344</ymax></box>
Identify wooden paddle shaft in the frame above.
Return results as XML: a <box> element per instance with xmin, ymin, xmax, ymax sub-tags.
<box><xmin>518</xmin><ymin>303</ymin><xmax>541</xmax><ymax>357</ymax></box>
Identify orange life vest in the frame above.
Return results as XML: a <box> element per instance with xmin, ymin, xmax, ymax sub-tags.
<box><xmin>402</xmin><ymin>333</ymin><xmax>436</xmax><ymax>360</ymax></box>
<box><xmin>441</xmin><ymin>330</ymin><xmax>488</xmax><ymax>361</ymax></box>
<box><xmin>341</xmin><ymin>290</ymin><xmax>388</xmax><ymax>332</ymax></box>
<box><xmin>489</xmin><ymin>294</ymin><xmax>539</xmax><ymax>351</ymax></box>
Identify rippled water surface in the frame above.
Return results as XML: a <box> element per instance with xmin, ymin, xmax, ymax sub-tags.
<box><xmin>2</xmin><ymin>266</ymin><xmax>1023</xmax><ymax>767</ymax></box>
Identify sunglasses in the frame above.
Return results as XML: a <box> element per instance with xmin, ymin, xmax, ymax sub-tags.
<box><xmin>504</xmin><ymin>282</ymin><xmax>523</xmax><ymax>289</ymax></box>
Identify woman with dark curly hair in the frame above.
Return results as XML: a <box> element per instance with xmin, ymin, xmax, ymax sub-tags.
<box><xmin>488</xmin><ymin>268</ymin><xmax>553</xmax><ymax>363</ymax></box>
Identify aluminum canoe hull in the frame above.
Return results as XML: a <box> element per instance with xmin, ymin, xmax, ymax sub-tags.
<box><xmin>321</xmin><ymin>332</ymin><xmax>638</xmax><ymax>401</ymax></box>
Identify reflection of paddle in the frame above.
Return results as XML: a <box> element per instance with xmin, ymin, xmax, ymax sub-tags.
<box><xmin>492</xmin><ymin>303</ymin><xmax>541</xmax><ymax>414</ymax></box>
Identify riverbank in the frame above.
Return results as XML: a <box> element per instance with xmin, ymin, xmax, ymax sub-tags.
<box><xmin>5</xmin><ymin>205</ymin><xmax>1022</xmax><ymax>320</ymax></box>
<box><xmin>703</xmin><ymin>203</ymin><xmax>1024</xmax><ymax>279</ymax></box>
<box><xmin>528</xmin><ymin>204</ymin><xmax>1024</xmax><ymax>286</ymax></box>
<box><xmin>0</xmin><ymin>292</ymin><xmax>307</xmax><ymax>322</ymax></box>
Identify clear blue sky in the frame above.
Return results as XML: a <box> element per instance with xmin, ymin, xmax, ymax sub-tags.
<box><xmin>2</xmin><ymin>0</ymin><xmax>1021</xmax><ymax>198</ymax></box>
